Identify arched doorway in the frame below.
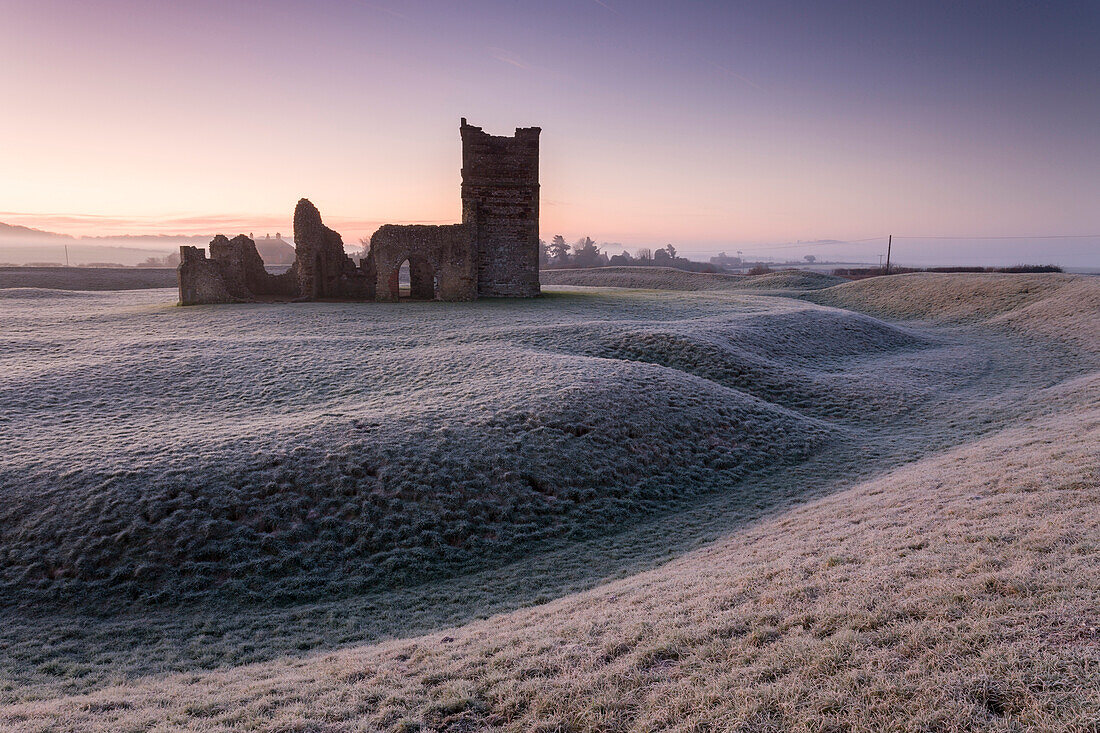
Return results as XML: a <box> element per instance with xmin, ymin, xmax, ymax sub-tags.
<box><xmin>389</xmin><ymin>256</ymin><xmax>437</xmax><ymax>300</ymax></box>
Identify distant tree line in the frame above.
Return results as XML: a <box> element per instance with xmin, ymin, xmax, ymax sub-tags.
<box><xmin>540</xmin><ymin>236</ymin><xmax>720</xmax><ymax>273</ymax></box>
<box><xmin>140</xmin><ymin>252</ymin><xmax>182</xmax><ymax>268</ymax></box>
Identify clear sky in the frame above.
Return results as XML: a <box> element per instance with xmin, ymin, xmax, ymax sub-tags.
<box><xmin>3</xmin><ymin>0</ymin><xmax>1098</xmax><ymax>265</ymax></box>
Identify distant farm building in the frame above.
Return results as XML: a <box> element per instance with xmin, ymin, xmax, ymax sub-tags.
<box><xmin>256</xmin><ymin>233</ymin><xmax>296</xmax><ymax>266</ymax></box>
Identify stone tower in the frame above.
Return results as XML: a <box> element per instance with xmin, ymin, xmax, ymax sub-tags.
<box><xmin>460</xmin><ymin>118</ymin><xmax>541</xmax><ymax>298</ymax></box>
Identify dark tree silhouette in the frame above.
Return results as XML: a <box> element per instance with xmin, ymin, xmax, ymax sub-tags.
<box><xmin>572</xmin><ymin>237</ymin><xmax>602</xmax><ymax>268</ymax></box>
<box><xmin>548</xmin><ymin>235</ymin><xmax>571</xmax><ymax>265</ymax></box>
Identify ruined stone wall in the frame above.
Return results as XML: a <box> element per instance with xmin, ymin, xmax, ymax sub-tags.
<box><xmin>178</xmin><ymin>121</ymin><xmax>541</xmax><ymax>306</ymax></box>
<box><xmin>178</xmin><ymin>246</ymin><xmax>236</xmax><ymax>305</ymax></box>
<box><xmin>209</xmin><ymin>235</ymin><xmax>266</xmax><ymax>297</ymax></box>
<box><xmin>353</xmin><ymin>255</ymin><xmax>377</xmax><ymax>301</ymax></box>
<box><xmin>178</xmin><ymin>200</ymin><xmax>372</xmax><ymax>305</ymax></box>
<box><xmin>210</xmin><ymin>235</ymin><xmax>297</xmax><ymax>299</ymax></box>
<box><xmin>370</xmin><ymin>224</ymin><xmax>476</xmax><ymax>301</ymax></box>
<box><xmin>460</xmin><ymin>120</ymin><xmax>541</xmax><ymax>298</ymax></box>
<box><xmin>179</xmin><ymin>236</ymin><xmax>297</xmax><ymax>305</ymax></box>
<box><xmin>293</xmin><ymin>199</ymin><xmax>352</xmax><ymax>299</ymax></box>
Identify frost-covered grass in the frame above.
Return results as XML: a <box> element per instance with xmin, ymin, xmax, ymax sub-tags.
<box><xmin>0</xmin><ymin>266</ymin><xmax>177</xmax><ymax>291</ymax></box>
<box><xmin>0</xmin><ymin>274</ymin><xmax>1097</xmax><ymax>730</ymax></box>
<box><xmin>1</xmin><ymin>289</ymin><xmax>880</xmax><ymax>609</ymax></box>
<box><xmin>805</xmin><ymin>272</ymin><xmax>1100</xmax><ymax>354</ymax></box>
<box><xmin>540</xmin><ymin>266</ymin><xmax>844</xmax><ymax>291</ymax></box>
<box><xmin>2</xmin><ymin>286</ymin><xmax>976</xmax><ymax>610</ymax></box>
<box><xmin>805</xmin><ymin>271</ymin><xmax>1087</xmax><ymax>325</ymax></box>
<box><xmin>6</xmin><ymin>394</ymin><xmax>1096</xmax><ymax>732</ymax></box>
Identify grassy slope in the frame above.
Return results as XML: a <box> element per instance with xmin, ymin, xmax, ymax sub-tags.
<box><xmin>541</xmin><ymin>266</ymin><xmax>845</xmax><ymax>292</ymax></box>
<box><xmin>6</xmin><ymin>382</ymin><xmax>1095</xmax><ymax>732</ymax></box>
<box><xmin>1</xmin><ymin>273</ymin><xmax>1097</xmax><ymax>731</ymax></box>
<box><xmin>806</xmin><ymin>272</ymin><xmax>1100</xmax><ymax>355</ymax></box>
<box><xmin>0</xmin><ymin>289</ymin><xmax>937</xmax><ymax>609</ymax></box>
<box><xmin>805</xmin><ymin>272</ymin><xmax>1090</xmax><ymax>322</ymax></box>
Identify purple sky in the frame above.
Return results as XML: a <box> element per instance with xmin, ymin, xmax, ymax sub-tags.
<box><xmin>3</xmin><ymin>0</ymin><xmax>1098</xmax><ymax>265</ymax></box>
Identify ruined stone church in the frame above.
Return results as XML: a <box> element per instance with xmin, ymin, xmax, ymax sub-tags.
<box><xmin>178</xmin><ymin>119</ymin><xmax>541</xmax><ymax>305</ymax></box>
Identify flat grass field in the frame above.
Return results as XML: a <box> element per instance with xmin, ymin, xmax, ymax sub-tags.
<box><xmin>0</xmin><ymin>266</ymin><xmax>177</xmax><ymax>291</ymax></box>
<box><xmin>0</xmin><ymin>270</ymin><xmax>1097</xmax><ymax>731</ymax></box>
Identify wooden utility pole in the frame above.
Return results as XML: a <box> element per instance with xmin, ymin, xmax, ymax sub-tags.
<box><xmin>64</xmin><ymin>245</ymin><xmax>70</xmax><ymax>267</ymax></box>
<box><xmin>885</xmin><ymin>235</ymin><xmax>892</xmax><ymax>275</ymax></box>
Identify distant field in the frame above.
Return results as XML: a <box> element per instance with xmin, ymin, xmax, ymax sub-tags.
<box><xmin>0</xmin><ymin>265</ymin><xmax>291</xmax><ymax>292</ymax></box>
<box><xmin>0</xmin><ymin>273</ymin><xmax>1096</xmax><ymax>731</ymax></box>
<box><xmin>0</xmin><ymin>266</ymin><xmax>177</xmax><ymax>291</ymax></box>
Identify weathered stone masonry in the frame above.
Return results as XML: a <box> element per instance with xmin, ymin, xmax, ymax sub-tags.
<box><xmin>178</xmin><ymin>119</ymin><xmax>541</xmax><ymax>305</ymax></box>
<box><xmin>461</xmin><ymin>119</ymin><xmax>541</xmax><ymax>298</ymax></box>
<box><xmin>370</xmin><ymin>224</ymin><xmax>474</xmax><ymax>302</ymax></box>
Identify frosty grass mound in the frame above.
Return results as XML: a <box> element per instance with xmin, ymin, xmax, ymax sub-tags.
<box><xmin>540</xmin><ymin>265</ymin><xmax>844</xmax><ymax>291</ymax></box>
<box><xmin>0</xmin><ymin>271</ymin><xmax>1097</xmax><ymax>731</ymax></box>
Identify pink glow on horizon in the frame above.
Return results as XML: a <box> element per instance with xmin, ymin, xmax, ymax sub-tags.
<box><xmin>2</xmin><ymin>1</ymin><xmax>1097</xmax><ymax>265</ymax></box>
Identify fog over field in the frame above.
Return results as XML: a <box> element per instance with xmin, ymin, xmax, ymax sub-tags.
<box><xmin>0</xmin><ymin>272</ymin><xmax>1096</xmax><ymax>730</ymax></box>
